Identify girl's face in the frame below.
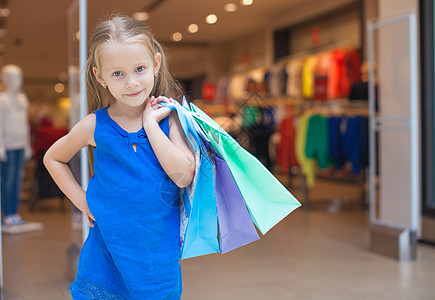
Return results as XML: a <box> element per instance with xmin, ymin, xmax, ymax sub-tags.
<box><xmin>93</xmin><ymin>42</ymin><xmax>161</xmax><ymax>108</ymax></box>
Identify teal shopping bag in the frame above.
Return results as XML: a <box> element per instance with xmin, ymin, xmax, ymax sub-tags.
<box><xmin>180</xmin><ymin>146</ymin><xmax>220</xmax><ymax>259</ymax></box>
<box><xmin>189</xmin><ymin>103</ymin><xmax>301</xmax><ymax>235</ymax></box>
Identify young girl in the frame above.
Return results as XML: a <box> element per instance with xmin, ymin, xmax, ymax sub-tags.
<box><xmin>44</xmin><ymin>16</ymin><xmax>195</xmax><ymax>299</ymax></box>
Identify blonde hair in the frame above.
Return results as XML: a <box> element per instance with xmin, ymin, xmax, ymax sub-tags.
<box><xmin>86</xmin><ymin>16</ymin><xmax>181</xmax><ymax>172</ymax></box>
<box><xmin>86</xmin><ymin>15</ymin><xmax>181</xmax><ymax>114</ymax></box>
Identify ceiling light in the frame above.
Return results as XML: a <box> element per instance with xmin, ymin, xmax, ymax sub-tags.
<box><xmin>54</xmin><ymin>83</ymin><xmax>65</xmax><ymax>93</ymax></box>
<box><xmin>206</xmin><ymin>14</ymin><xmax>218</xmax><ymax>24</ymax></box>
<box><xmin>0</xmin><ymin>8</ymin><xmax>11</xmax><ymax>17</ymax></box>
<box><xmin>188</xmin><ymin>24</ymin><xmax>199</xmax><ymax>34</ymax></box>
<box><xmin>132</xmin><ymin>12</ymin><xmax>149</xmax><ymax>22</ymax></box>
<box><xmin>172</xmin><ymin>32</ymin><xmax>183</xmax><ymax>42</ymax></box>
<box><xmin>241</xmin><ymin>0</ymin><xmax>253</xmax><ymax>6</ymax></box>
<box><xmin>58</xmin><ymin>72</ymin><xmax>68</xmax><ymax>82</ymax></box>
<box><xmin>75</xmin><ymin>31</ymin><xmax>80</xmax><ymax>41</ymax></box>
<box><xmin>224</xmin><ymin>3</ymin><xmax>238</xmax><ymax>12</ymax></box>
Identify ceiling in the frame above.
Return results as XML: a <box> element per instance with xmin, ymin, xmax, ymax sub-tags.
<box><xmin>0</xmin><ymin>0</ymin><xmax>316</xmax><ymax>101</ymax></box>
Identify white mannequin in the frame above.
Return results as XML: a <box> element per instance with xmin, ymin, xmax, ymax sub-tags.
<box><xmin>0</xmin><ymin>64</ymin><xmax>32</xmax><ymax>227</ymax></box>
<box><xmin>0</xmin><ymin>64</ymin><xmax>32</xmax><ymax>161</ymax></box>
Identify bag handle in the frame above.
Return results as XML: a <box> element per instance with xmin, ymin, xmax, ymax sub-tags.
<box><xmin>158</xmin><ymin>100</ymin><xmax>205</xmax><ymax>153</ymax></box>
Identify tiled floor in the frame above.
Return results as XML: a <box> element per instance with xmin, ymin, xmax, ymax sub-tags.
<box><xmin>2</xmin><ymin>179</ymin><xmax>435</xmax><ymax>300</ymax></box>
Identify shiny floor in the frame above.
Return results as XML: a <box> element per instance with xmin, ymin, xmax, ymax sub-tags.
<box><xmin>2</xmin><ymin>179</ymin><xmax>435</xmax><ymax>300</ymax></box>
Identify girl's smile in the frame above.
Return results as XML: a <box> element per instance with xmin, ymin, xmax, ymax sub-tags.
<box><xmin>125</xmin><ymin>89</ymin><xmax>144</xmax><ymax>97</ymax></box>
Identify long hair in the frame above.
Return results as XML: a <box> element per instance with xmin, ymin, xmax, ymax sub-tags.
<box><xmin>86</xmin><ymin>15</ymin><xmax>181</xmax><ymax>114</ymax></box>
<box><xmin>85</xmin><ymin>15</ymin><xmax>182</xmax><ymax>171</ymax></box>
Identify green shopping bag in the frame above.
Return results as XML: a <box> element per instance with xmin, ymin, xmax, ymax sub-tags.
<box><xmin>189</xmin><ymin>103</ymin><xmax>301</xmax><ymax>235</ymax></box>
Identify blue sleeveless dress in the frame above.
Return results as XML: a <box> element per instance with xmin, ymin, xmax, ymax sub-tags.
<box><xmin>70</xmin><ymin>107</ymin><xmax>182</xmax><ymax>300</ymax></box>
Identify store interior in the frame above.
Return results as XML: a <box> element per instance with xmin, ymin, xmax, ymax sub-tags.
<box><xmin>1</xmin><ymin>0</ymin><xmax>435</xmax><ymax>299</ymax></box>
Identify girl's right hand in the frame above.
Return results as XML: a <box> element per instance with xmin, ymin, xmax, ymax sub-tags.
<box><xmin>79</xmin><ymin>201</ymin><xmax>96</xmax><ymax>227</ymax></box>
<box><xmin>143</xmin><ymin>95</ymin><xmax>173</xmax><ymax>124</ymax></box>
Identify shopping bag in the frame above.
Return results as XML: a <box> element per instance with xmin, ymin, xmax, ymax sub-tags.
<box><xmin>180</xmin><ymin>146</ymin><xmax>220</xmax><ymax>259</ymax></box>
<box><xmin>159</xmin><ymin>101</ymin><xmax>220</xmax><ymax>259</ymax></box>
<box><xmin>205</xmin><ymin>141</ymin><xmax>260</xmax><ymax>253</ymax></box>
<box><xmin>189</xmin><ymin>103</ymin><xmax>301</xmax><ymax>235</ymax></box>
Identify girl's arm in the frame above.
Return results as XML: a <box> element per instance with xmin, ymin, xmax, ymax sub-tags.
<box><xmin>143</xmin><ymin>97</ymin><xmax>195</xmax><ymax>188</ymax></box>
<box><xmin>43</xmin><ymin>114</ymin><xmax>96</xmax><ymax>226</ymax></box>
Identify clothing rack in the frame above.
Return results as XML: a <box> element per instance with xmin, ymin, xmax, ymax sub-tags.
<box><xmin>295</xmin><ymin>101</ymin><xmax>369</xmax><ymax>210</ymax></box>
<box><xmin>274</xmin><ymin>39</ymin><xmax>361</xmax><ymax>63</ymax></box>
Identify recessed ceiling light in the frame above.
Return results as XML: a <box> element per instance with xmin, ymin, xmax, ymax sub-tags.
<box><xmin>132</xmin><ymin>12</ymin><xmax>149</xmax><ymax>22</ymax></box>
<box><xmin>58</xmin><ymin>72</ymin><xmax>68</xmax><ymax>82</ymax></box>
<box><xmin>172</xmin><ymin>32</ymin><xmax>183</xmax><ymax>42</ymax></box>
<box><xmin>188</xmin><ymin>24</ymin><xmax>199</xmax><ymax>34</ymax></box>
<box><xmin>241</xmin><ymin>0</ymin><xmax>253</xmax><ymax>6</ymax></box>
<box><xmin>206</xmin><ymin>14</ymin><xmax>218</xmax><ymax>24</ymax></box>
<box><xmin>54</xmin><ymin>83</ymin><xmax>65</xmax><ymax>93</ymax></box>
<box><xmin>224</xmin><ymin>3</ymin><xmax>237</xmax><ymax>12</ymax></box>
<box><xmin>0</xmin><ymin>8</ymin><xmax>11</xmax><ymax>17</ymax></box>
<box><xmin>75</xmin><ymin>31</ymin><xmax>80</xmax><ymax>41</ymax></box>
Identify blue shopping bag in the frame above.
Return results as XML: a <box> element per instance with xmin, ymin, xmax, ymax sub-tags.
<box><xmin>160</xmin><ymin>100</ymin><xmax>220</xmax><ymax>259</ymax></box>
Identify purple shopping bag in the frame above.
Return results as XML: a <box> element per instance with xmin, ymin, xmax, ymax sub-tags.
<box><xmin>211</xmin><ymin>149</ymin><xmax>260</xmax><ymax>253</ymax></box>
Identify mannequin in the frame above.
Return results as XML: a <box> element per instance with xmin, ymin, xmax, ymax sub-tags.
<box><xmin>0</xmin><ymin>64</ymin><xmax>32</xmax><ymax>226</ymax></box>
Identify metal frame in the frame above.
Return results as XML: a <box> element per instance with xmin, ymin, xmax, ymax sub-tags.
<box><xmin>68</xmin><ymin>0</ymin><xmax>89</xmax><ymax>242</ymax></box>
<box><xmin>420</xmin><ymin>0</ymin><xmax>435</xmax><ymax>218</ymax></box>
<box><xmin>367</xmin><ymin>12</ymin><xmax>419</xmax><ymax>233</ymax></box>
<box><xmin>78</xmin><ymin>0</ymin><xmax>89</xmax><ymax>241</ymax></box>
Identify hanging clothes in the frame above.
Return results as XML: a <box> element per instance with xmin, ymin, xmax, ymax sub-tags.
<box><xmin>312</xmin><ymin>52</ymin><xmax>330</xmax><ymax>101</ymax></box>
<box><xmin>216</xmin><ymin>75</ymin><xmax>230</xmax><ymax>104</ymax></box>
<box><xmin>295</xmin><ymin>113</ymin><xmax>317</xmax><ymax>187</ymax></box>
<box><xmin>286</xmin><ymin>58</ymin><xmax>304</xmax><ymax>99</ymax></box>
<box><xmin>327</xmin><ymin>116</ymin><xmax>346</xmax><ymax>169</ymax></box>
<box><xmin>279</xmin><ymin>66</ymin><xmax>289</xmax><ymax>96</ymax></box>
<box><xmin>346</xmin><ymin>49</ymin><xmax>362</xmax><ymax>87</ymax></box>
<box><xmin>305</xmin><ymin>114</ymin><xmax>331</xmax><ymax>169</ymax></box>
<box><xmin>241</xmin><ymin>105</ymin><xmax>276</xmax><ymax>170</ymax></box>
<box><xmin>228</xmin><ymin>73</ymin><xmax>247</xmax><ymax>101</ymax></box>
<box><xmin>302</xmin><ymin>56</ymin><xmax>317</xmax><ymax>99</ymax></box>
<box><xmin>241</xmin><ymin>106</ymin><xmax>259</xmax><ymax>128</ymax></box>
<box><xmin>268</xmin><ymin>65</ymin><xmax>284</xmax><ymax>97</ymax></box>
<box><xmin>343</xmin><ymin>115</ymin><xmax>369</xmax><ymax>174</ymax></box>
<box><xmin>277</xmin><ymin>115</ymin><xmax>298</xmax><ymax>174</ymax></box>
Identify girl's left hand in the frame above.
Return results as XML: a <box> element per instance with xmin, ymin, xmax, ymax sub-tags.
<box><xmin>143</xmin><ymin>96</ymin><xmax>174</xmax><ymax>124</ymax></box>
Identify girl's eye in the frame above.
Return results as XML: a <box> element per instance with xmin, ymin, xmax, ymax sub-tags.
<box><xmin>136</xmin><ymin>66</ymin><xmax>145</xmax><ymax>72</ymax></box>
<box><xmin>113</xmin><ymin>71</ymin><xmax>123</xmax><ymax>77</ymax></box>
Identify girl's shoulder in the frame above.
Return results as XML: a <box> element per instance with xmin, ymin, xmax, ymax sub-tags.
<box><xmin>68</xmin><ymin>113</ymin><xmax>96</xmax><ymax>147</ymax></box>
<box><xmin>80</xmin><ymin>113</ymin><xmax>97</xmax><ymax>127</ymax></box>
